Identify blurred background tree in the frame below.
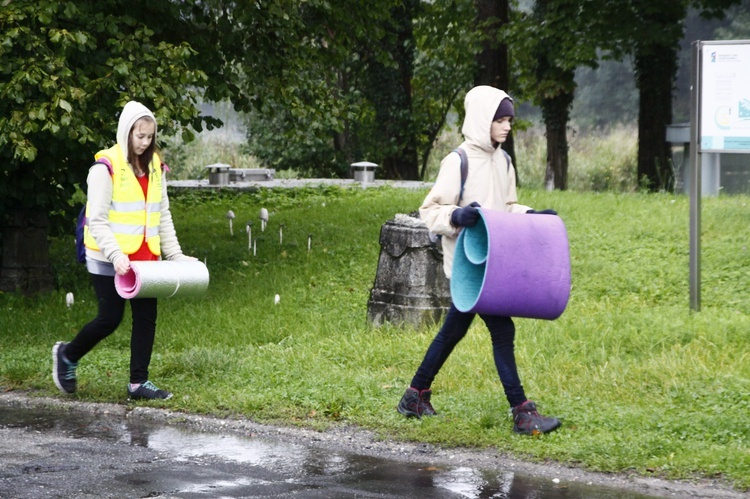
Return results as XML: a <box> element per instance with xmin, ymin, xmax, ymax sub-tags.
<box><xmin>0</xmin><ymin>0</ymin><xmax>215</xmax><ymax>293</ymax></box>
<box><xmin>2</xmin><ymin>0</ymin><xmax>748</xmax><ymax>292</ymax></box>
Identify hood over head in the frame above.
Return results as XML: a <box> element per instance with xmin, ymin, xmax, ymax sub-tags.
<box><xmin>116</xmin><ymin>101</ymin><xmax>157</xmax><ymax>156</ymax></box>
<box><xmin>461</xmin><ymin>86</ymin><xmax>511</xmax><ymax>152</ymax></box>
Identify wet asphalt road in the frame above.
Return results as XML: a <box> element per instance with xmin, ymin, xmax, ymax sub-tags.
<box><xmin>0</xmin><ymin>395</ymin><xmax>742</xmax><ymax>499</ymax></box>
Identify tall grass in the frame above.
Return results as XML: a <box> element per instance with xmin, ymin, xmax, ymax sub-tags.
<box><xmin>418</xmin><ymin>123</ymin><xmax>640</xmax><ymax>193</ymax></box>
<box><xmin>514</xmin><ymin>124</ymin><xmax>639</xmax><ymax>191</ymax></box>
<box><xmin>1</xmin><ymin>185</ymin><xmax>748</xmax><ymax>492</ymax></box>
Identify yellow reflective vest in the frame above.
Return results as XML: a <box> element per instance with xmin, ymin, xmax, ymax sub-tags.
<box><xmin>83</xmin><ymin>145</ymin><xmax>162</xmax><ymax>256</ymax></box>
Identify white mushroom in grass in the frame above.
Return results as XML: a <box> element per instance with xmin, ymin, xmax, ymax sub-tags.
<box><xmin>308</xmin><ymin>234</ymin><xmax>312</xmax><ymax>253</ymax></box>
<box><xmin>65</xmin><ymin>292</ymin><xmax>74</xmax><ymax>308</ymax></box>
<box><xmin>274</xmin><ymin>294</ymin><xmax>280</xmax><ymax>305</ymax></box>
<box><xmin>260</xmin><ymin>208</ymin><xmax>269</xmax><ymax>231</ymax></box>
<box><xmin>279</xmin><ymin>224</ymin><xmax>285</xmax><ymax>245</ymax></box>
<box><xmin>226</xmin><ymin>210</ymin><xmax>236</xmax><ymax>236</ymax></box>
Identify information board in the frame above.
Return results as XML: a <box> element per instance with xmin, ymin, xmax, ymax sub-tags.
<box><xmin>700</xmin><ymin>41</ymin><xmax>750</xmax><ymax>153</ymax></box>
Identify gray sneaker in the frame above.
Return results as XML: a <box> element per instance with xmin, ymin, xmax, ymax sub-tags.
<box><xmin>397</xmin><ymin>387</ymin><xmax>421</xmax><ymax>417</ymax></box>
<box><xmin>127</xmin><ymin>380</ymin><xmax>173</xmax><ymax>400</ymax></box>
<box><xmin>397</xmin><ymin>387</ymin><xmax>438</xmax><ymax>418</ymax></box>
<box><xmin>52</xmin><ymin>342</ymin><xmax>77</xmax><ymax>394</ymax></box>
<box><xmin>512</xmin><ymin>400</ymin><xmax>561</xmax><ymax>435</ymax></box>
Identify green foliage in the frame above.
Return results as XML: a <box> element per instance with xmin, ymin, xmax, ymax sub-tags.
<box><xmin>571</xmin><ymin>60</ymin><xmax>639</xmax><ymax>130</ymax></box>
<box><xmin>412</xmin><ymin>0</ymin><xmax>477</xmax><ymax>178</ymax></box>
<box><xmin>510</xmin><ymin>0</ymin><xmax>600</xmax><ymax>106</ymax></box>
<box><xmin>231</xmin><ymin>0</ymin><xmax>399</xmax><ymax>176</ymax></box>
<box><xmin>0</xmin><ymin>0</ymin><xmax>212</xmax><ymax>231</ymax></box>
<box><xmin>714</xmin><ymin>0</ymin><xmax>750</xmax><ymax>37</ymax></box>
<box><xmin>236</xmin><ymin>0</ymin><xmax>477</xmax><ymax>180</ymax></box>
<box><xmin>590</xmin><ymin>0</ymin><xmax>742</xmax><ymax>191</ymax></box>
<box><xmin>1</xmin><ymin>186</ymin><xmax>749</xmax><ymax>491</ymax></box>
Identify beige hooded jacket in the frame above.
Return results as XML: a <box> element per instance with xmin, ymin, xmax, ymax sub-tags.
<box><xmin>85</xmin><ymin>101</ymin><xmax>187</xmax><ymax>275</ymax></box>
<box><xmin>419</xmin><ymin>86</ymin><xmax>531</xmax><ymax>279</ymax></box>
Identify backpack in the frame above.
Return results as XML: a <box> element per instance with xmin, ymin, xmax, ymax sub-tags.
<box><xmin>76</xmin><ymin>159</ymin><xmax>113</xmax><ymax>263</ymax></box>
<box><xmin>427</xmin><ymin>147</ymin><xmax>511</xmax><ymax>244</ymax></box>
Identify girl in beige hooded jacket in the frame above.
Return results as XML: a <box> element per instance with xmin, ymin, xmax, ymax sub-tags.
<box><xmin>398</xmin><ymin>86</ymin><xmax>561</xmax><ymax>435</ymax></box>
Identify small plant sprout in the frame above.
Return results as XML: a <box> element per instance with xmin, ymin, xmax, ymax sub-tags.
<box><xmin>65</xmin><ymin>292</ymin><xmax>74</xmax><ymax>308</ymax></box>
<box><xmin>251</xmin><ymin>222</ymin><xmax>253</xmax><ymax>251</ymax></box>
<box><xmin>279</xmin><ymin>224</ymin><xmax>285</xmax><ymax>245</ymax></box>
<box><xmin>308</xmin><ymin>234</ymin><xmax>312</xmax><ymax>253</ymax></box>
<box><xmin>226</xmin><ymin>210</ymin><xmax>236</xmax><ymax>236</ymax></box>
<box><xmin>274</xmin><ymin>294</ymin><xmax>280</xmax><ymax>305</ymax></box>
<box><xmin>260</xmin><ymin>208</ymin><xmax>269</xmax><ymax>231</ymax></box>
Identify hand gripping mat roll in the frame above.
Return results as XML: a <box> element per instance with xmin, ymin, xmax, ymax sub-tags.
<box><xmin>115</xmin><ymin>260</ymin><xmax>210</xmax><ymax>299</ymax></box>
<box><xmin>450</xmin><ymin>210</ymin><xmax>570</xmax><ymax>319</ymax></box>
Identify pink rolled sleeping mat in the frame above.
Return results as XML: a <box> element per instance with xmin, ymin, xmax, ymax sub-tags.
<box><xmin>115</xmin><ymin>260</ymin><xmax>210</xmax><ymax>299</ymax></box>
<box><xmin>450</xmin><ymin>209</ymin><xmax>571</xmax><ymax>320</ymax></box>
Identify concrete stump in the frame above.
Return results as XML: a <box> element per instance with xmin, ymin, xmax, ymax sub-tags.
<box><xmin>367</xmin><ymin>213</ymin><xmax>450</xmax><ymax>328</ymax></box>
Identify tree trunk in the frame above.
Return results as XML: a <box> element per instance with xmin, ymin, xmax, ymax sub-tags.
<box><xmin>474</xmin><ymin>0</ymin><xmax>516</xmax><ymax>178</ymax></box>
<box><xmin>474</xmin><ymin>0</ymin><xmax>510</xmax><ymax>90</ymax></box>
<box><xmin>0</xmin><ymin>209</ymin><xmax>54</xmax><ymax>294</ymax></box>
<box><xmin>541</xmin><ymin>87</ymin><xmax>574</xmax><ymax>191</ymax></box>
<box><xmin>370</xmin><ymin>1</ymin><xmax>420</xmax><ymax>180</ymax></box>
<box><xmin>630</xmin><ymin>0</ymin><xmax>687</xmax><ymax>192</ymax></box>
<box><xmin>635</xmin><ymin>48</ymin><xmax>677</xmax><ymax>191</ymax></box>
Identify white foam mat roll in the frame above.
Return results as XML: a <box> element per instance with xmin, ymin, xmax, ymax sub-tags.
<box><xmin>115</xmin><ymin>260</ymin><xmax>209</xmax><ymax>299</ymax></box>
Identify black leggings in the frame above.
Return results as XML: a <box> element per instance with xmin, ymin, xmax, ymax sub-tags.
<box><xmin>410</xmin><ymin>303</ymin><xmax>526</xmax><ymax>408</ymax></box>
<box><xmin>65</xmin><ymin>273</ymin><xmax>157</xmax><ymax>384</ymax></box>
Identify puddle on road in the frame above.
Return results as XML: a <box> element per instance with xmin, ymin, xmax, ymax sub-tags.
<box><xmin>0</xmin><ymin>405</ymin><xmax>659</xmax><ymax>498</ymax></box>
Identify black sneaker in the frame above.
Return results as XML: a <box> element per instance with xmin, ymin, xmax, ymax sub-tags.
<box><xmin>127</xmin><ymin>381</ymin><xmax>173</xmax><ymax>400</ymax></box>
<box><xmin>52</xmin><ymin>342</ymin><xmax>77</xmax><ymax>394</ymax></box>
<box><xmin>512</xmin><ymin>400</ymin><xmax>561</xmax><ymax>435</ymax></box>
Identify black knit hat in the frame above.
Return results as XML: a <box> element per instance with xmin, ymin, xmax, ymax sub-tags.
<box><xmin>493</xmin><ymin>98</ymin><xmax>515</xmax><ymax>121</ymax></box>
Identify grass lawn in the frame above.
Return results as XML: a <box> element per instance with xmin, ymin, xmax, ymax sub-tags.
<box><xmin>1</xmin><ymin>185</ymin><xmax>748</xmax><ymax>492</ymax></box>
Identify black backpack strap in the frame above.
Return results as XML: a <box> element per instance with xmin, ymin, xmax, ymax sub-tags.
<box><xmin>501</xmin><ymin>148</ymin><xmax>511</xmax><ymax>172</ymax></box>
<box><xmin>453</xmin><ymin>147</ymin><xmax>469</xmax><ymax>202</ymax></box>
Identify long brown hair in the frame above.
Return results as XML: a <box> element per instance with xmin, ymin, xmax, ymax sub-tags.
<box><xmin>127</xmin><ymin>117</ymin><xmax>157</xmax><ymax>175</ymax></box>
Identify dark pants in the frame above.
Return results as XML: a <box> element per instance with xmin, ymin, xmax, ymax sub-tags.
<box><xmin>410</xmin><ymin>303</ymin><xmax>526</xmax><ymax>408</ymax></box>
<box><xmin>65</xmin><ymin>273</ymin><xmax>157</xmax><ymax>384</ymax></box>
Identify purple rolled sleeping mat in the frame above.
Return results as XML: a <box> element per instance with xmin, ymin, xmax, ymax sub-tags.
<box><xmin>450</xmin><ymin>209</ymin><xmax>571</xmax><ymax>320</ymax></box>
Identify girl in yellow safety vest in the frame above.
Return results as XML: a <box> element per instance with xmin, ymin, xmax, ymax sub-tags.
<box><xmin>53</xmin><ymin>101</ymin><xmax>196</xmax><ymax>401</ymax></box>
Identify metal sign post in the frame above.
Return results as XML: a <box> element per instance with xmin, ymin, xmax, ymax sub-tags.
<box><xmin>689</xmin><ymin>41</ymin><xmax>701</xmax><ymax>311</ymax></box>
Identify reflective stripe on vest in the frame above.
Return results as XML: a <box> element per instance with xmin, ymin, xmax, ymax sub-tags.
<box><xmin>83</xmin><ymin>144</ymin><xmax>162</xmax><ymax>255</ymax></box>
